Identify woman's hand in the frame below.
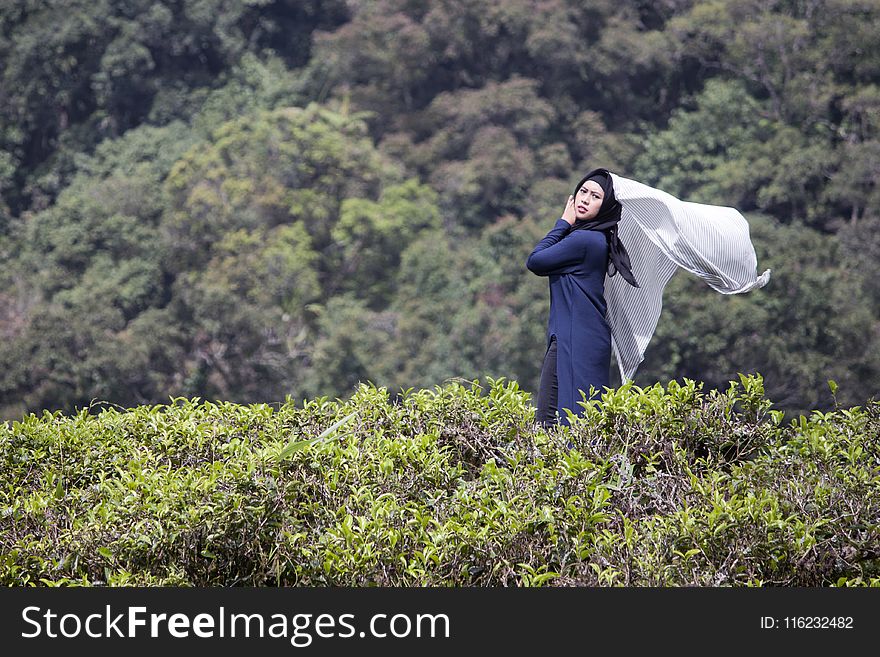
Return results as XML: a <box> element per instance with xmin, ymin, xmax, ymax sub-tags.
<box><xmin>562</xmin><ymin>195</ymin><xmax>576</xmax><ymax>225</ymax></box>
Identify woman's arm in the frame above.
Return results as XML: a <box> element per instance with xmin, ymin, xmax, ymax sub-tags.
<box><xmin>526</xmin><ymin>219</ymin><xmax>586</xmax><ymax>275</ymax></box>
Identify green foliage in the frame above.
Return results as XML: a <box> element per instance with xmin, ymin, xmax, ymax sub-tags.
<box><xmin>299</xmin><ymin>295</ymin><xmax>398</xmax><ymax>401</ymax></box>
<box><xmin>634</xmin><ymin>79</ymin><xmax>772</xmax><ymax>205</ymax></box>
<box><xmin>389</xmin><ymin>231</ymin><xmax>482</xmax><ymax>389</ymax></box>
<box><xmin>406</xmin><ymin>76</ymin><xmax>556</xmax><ymax>229</ymax></box>
<box><xmin>172</xmin><ymin>222</ymin><xmax>320</xmax><ymax>401</ymax></box>
<box><xmin>0</xmin><ymin>0</ymin><xmax>350</xmax><ymax>214</ymax></box>
<box><xmin>1</xmin><ymin>375</ymin><xmax>877</xmax><ymax>587</ymax></box>
<box><xmin>663</xmin><ymin>0</ymin><xmax>880</xmax><ymax>225</ymax></box>
<box><xmin>2</xmin><ymin>0</ymin><xmax>880</xmax><ymax>425</ymax></box>
<box><xmin>157</xmin><ymin>104</ymin><xmax>442</xmax><ymax>404</ymax></box>
<box><xmin>162</xmin><ymin>104</ymin><xmax>397</xmax><ymax>271</ymax></box>
<box><xmin>633</xmin><ymin>78</ymin><xmax>838</xmax><ymax>223</ymax></box>
<box><xmin>0</xmin><ymin>121</ymin><xmax>196</xmax><ymax>417</ymax></box>
<box><xmin>331</xmin><ymin>179</ymin><xmax>440</xmax><ymax>307</ymax></box>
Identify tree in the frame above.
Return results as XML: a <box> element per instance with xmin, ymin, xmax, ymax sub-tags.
<box><xmin>331</xmin><ymin>179</ymin><xmax>440</xmax><ymax>309</ymax></box>
<box><xmin>162</xmin><ymin>104</ymin><xmax>394</xmax><ymax>277</ymax></box>
<box><xmin>298</xmin><ymin>294</ymin><xmax>399</xmax><ymax>401</ymax></box>
<box><xmin>161</xmin><ymin>104</ymin><xmax>439</xmax><ymax>405</ymax></box>
<box><xmin>633</xmin><ymin>78</ymin><xmax>839</xmax><ymax>227</ymax></box>
<box><xmin>0</xmin><ymin>121</ymin><xmax>193</xmax><ymax>416</ymax></box>
<box><xmin>172</xmin><ymin>223</ymin><xmax>320</xmax><ymax>402</ymax></box>
<box><xmin>0</xmin><ymin>0</ymin><xmax>350</xmax><ymax>217</ymax></box>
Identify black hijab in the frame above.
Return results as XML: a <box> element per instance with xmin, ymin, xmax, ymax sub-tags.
<box><xmin>570</xmin><ymin>168</ymin><xmax>639</xmax><ymax>288</ymax></box>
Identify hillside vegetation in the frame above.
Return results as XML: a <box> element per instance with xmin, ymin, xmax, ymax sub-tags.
<box><xmin>2</xmin><ymin>1</ymin><xmax>880</xmax><ymax>419</ymax></box>
<box><xmin>2</xmin><ymin>375</ymin><xmax>877</xmax><ymax>586</ymax></box>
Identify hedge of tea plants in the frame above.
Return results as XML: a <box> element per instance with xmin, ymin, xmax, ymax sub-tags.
<box><xmin>1</xmin><ymin>375</ymin><xmax>878</xmax><ymax>586</ymax></box>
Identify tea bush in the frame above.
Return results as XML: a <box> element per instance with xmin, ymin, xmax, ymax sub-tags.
<box><xmin>1</xmin><ymin>375</ymin><xmax>878</xmax><ymax>586</ymax></box>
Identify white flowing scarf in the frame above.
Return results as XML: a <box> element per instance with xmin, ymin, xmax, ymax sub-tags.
<box><xmin>605</xmin><ymin>172</ymin><xmax>772</xmax><ymax>382</ymax></box>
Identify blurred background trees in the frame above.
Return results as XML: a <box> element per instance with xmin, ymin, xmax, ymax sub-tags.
<box><xmin>1</xmin><ymin>0</ymin><xmax>878</xmax><ymax>418</ymax></box>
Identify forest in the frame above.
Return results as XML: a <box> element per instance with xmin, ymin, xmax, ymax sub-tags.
<box><xmin>1</xmin><ymin>0</ymin><xmax>879</xmax><ymax>420</ymax></box>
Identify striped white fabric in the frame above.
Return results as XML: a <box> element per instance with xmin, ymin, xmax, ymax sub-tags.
<box><xmin>606</xmin><ymin>172</ymin><xmax>772</xmax><ymax>381</ymax></box>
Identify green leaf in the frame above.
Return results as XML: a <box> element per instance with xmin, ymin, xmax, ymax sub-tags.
<box><xmin>277</xmin><ymin>412</ymin><xmax>358</xmax><ymax>460</ymax></box>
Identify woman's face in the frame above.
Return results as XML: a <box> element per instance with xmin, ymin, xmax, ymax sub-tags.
<box><xmin>575</xmin><ymin>180</ymin><xmax>605</xmax><ymax>221</ymax></box>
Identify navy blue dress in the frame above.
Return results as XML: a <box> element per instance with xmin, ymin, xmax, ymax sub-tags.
<box><xmin>527</xmin><ymin>218</ymin><xmax>611</xmax><ymax>425</ymax></box>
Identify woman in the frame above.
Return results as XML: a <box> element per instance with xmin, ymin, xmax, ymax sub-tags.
<box><xmin>526</xmin><ymin>168</ymin><xmax>638</xmax><ymax>427</ymax></box>
<box><xmin>527</xmin><ymin>168</ymin><xmax>772</xmax><ymax>428</ymax></box>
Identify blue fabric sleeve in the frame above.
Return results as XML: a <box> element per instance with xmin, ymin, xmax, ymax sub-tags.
<box><xmin>526</xmin><ymin>218</ymin><xmax>585</xmax><ymax>276</ymax></box>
